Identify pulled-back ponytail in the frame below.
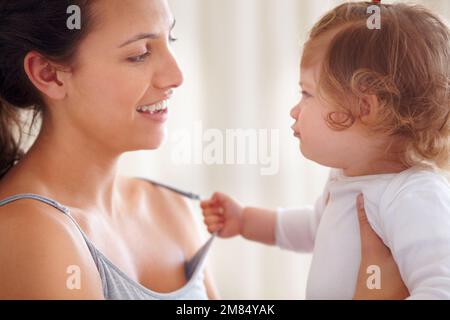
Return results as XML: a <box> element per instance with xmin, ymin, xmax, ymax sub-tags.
<box><xmin>0</xmin><ymin>0</ymin><xmax>98</xmax><ymax>179</ymax></box>
<box><xmin>0</xmin><ymin>98</ymin><xmax>25</xmax><ymax>179</ymax></box>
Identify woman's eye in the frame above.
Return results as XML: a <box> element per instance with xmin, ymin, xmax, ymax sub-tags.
<box><xmin>128</xmin><ymin>51</ymin><xmax>151</xmax><ymax>63</ymax></box>
<box><xmin>169</xmin><ymin>35</ymin><xmax>178</xmax><ymax>43</ymax></box>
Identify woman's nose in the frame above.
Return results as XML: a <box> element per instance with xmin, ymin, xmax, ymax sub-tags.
<box><xmin>153</xmin><ymin>51</ymin><xmax>184</xmax><ymax>90</ymax></box>
<box><xmin>290</xmin><ymin>104</ymin><xmax>300</xmax><ymax>120</ymax></box>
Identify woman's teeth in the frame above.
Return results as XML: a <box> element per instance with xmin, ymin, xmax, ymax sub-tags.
<box><xmin>136</xmin><ymin>100</ymin><xmax>168</xmax><ymax>114</ymax></box>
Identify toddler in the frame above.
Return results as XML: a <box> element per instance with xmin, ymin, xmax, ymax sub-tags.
<box><xmin>201</xmin><ymin>1</ymin><xmax>450</xmax><ymax>299</ymax></box>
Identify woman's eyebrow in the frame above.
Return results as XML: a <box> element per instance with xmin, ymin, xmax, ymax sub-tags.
<box><xmin>118</xmin><ymin>19</ymin><xmax>176</xmax><ymax>48</ymax></box>
<box><xmin>118</xmin><ymin>33</ymin><xmax>158</xmax><ymax>48</ymax></box>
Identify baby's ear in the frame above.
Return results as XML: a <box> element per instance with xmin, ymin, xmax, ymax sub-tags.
<box><xmin>359</xmin><ymin>94</ymin><xmax>380</xmax><ymax>122</ymax></box>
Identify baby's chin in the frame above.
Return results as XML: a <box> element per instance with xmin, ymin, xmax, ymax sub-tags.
<box><xmin>299</xmin><ymin>144</ymin><xmax>339</xmax><ymax>168</ymax></box>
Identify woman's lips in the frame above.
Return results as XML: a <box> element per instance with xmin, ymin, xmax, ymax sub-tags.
<box><xmin>137</xmin><ymin>108</ymin><xmax>169</xmax><ymax>123</ymax></box>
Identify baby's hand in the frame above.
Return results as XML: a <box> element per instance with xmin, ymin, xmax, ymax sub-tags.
<box><xmin>200</xmin><ymin>192</ymin><xmax>244</xmax><ymax>238</ymax></box>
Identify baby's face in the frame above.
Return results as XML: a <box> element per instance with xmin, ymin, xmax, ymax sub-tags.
<box><xmin>290</xmin><ymin>60</ymin><xmax>374</xmax><ymax>170</ymax></box>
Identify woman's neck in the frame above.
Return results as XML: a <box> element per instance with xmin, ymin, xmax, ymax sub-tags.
<box><xmin>4</xmin><ymin>127</ymin><xmax>125</xmax><ymax>216</ymax></box>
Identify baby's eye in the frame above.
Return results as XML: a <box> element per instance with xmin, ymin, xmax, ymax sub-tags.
<box><xmin>128</xmin><ymin>51</ymin><xmax>151</xmax><ymax>63</ymax></box>
<box><xmin>301</xmin><ymin>91</ymin><xmax>312</xmax><ymax>98</ymax></box>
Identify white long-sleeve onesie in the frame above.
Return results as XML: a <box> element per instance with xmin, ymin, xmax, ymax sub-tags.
<box><xmin>275</xmin><ymin>166</ymin><xmax>450</xmax><ymax>299</ymax></box>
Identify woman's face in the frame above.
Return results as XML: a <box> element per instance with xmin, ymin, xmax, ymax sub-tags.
<box><xmin>61</xmin><ymin>0</ymin><xmax>183</xmax><ymax>153</ymax></box>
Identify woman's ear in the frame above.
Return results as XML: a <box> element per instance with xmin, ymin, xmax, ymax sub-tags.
<box><xmin>23</xmin><ymin>51</ymin><xmax>69</xmax><ymax>100</ymax></box>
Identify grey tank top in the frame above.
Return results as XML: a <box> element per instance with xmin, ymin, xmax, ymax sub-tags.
<box><xmin>0</xmin><ymin>178</ymin><xmax>215</xmax><ymax>300</ymax></box>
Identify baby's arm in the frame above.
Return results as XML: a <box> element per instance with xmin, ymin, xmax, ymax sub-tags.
<box><xmin>381</xmin><ymin>176</ymin><xmax>450</xmax><ymax>299</ymax></box>
<box><xmin>200</xmin><ymin>190</ymin><xmax>328</xmax><ymax>252</ymax></box>
<box><xmin>201</xmin><ymin>170</ymin><xmax>333</xmax><ymax>249</ymax></box>
<box><xmin>241</xmin><ymin>207</ymin><xmax>277</xmax><ymax>244</ymax></box>
<box><xmin>200</xmin><ymin>193</ymin><xmax>277</xmax><ymax>244</ymax></box>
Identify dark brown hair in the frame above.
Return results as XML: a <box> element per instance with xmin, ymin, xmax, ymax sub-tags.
<box><xmin>0</xmin><ymin>0</ymin><xmax>98</xmax><ymax>178</ymax></box>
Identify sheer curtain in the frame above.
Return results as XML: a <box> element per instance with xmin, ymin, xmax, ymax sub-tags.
<box><xmin>118</xmin><ymin>0</ymin><xmax>450</xmax><ymax>299</ymax></box>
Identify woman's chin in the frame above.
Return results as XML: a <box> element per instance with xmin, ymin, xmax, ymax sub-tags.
<box><xmin>147</xmin><ymin>137</ymin><xmax>166</xmax><ymax>149</ymax></box>
<box><xmin>135</xmin><ymin>132</ymin><xmax>167</xmax><ymax>150</ymax></box>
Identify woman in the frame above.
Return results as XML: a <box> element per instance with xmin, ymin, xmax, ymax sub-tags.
<box><xmin>0</xmin><ymin>0</ymin><xmax>407</xmax><ymax>299</ymax></box>
<box><xmin>0</xmin><ymin>0</ymin><xmax>219</xmax><ymax>300</ymax></box>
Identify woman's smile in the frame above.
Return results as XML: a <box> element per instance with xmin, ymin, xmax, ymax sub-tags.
<box><xmin>136</xmin><ymin>99</ymin><xmax>170</xmax><ymax>123</ymax></box>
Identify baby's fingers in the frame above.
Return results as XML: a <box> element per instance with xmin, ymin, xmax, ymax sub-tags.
<box><xmin>202</xmin><ymin>206</ymin><xmax>225</xmax><ymax>217</ymax></box>
<box><xmin>200</xmin><ymin>199</ymin><xmax>213</xmax><ymax>209</ymax></box>
<box><xmin>207</xmin><ymin>223</ymin><xmax>224</xmax><ymax>234</ymax></box>
<box><xmin>203</xmin><ymin>215</ymin><xmax>225</xmax><ymax>234</ymax></box>
<box><xmin>204</xmin><ymin>215</ymin><xmax>225</xmax><ymax>226</ymax></box>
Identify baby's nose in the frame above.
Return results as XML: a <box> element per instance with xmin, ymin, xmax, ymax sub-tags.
<box><xmin>290</xmin><ymin>104</ymin><xmax>301</xmax><ymax>119</ymax></box>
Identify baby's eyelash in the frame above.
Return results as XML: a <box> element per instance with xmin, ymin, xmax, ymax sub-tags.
<box><xmin>301</xmin><ymin>91</ymin><xmax>311</xmax><ymax>97</ymax></box>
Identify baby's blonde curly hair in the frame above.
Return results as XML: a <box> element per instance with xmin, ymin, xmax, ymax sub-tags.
<box><xmin>302</xmin><ymin>2</ymin><xmax>450</xmax><ymax>170</ymax></box>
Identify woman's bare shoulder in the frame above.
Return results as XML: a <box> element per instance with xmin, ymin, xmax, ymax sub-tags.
<box><xmin>0</xmin><ymin>199</ymin><xmax>104</xmax><ymax>299</ymax></box>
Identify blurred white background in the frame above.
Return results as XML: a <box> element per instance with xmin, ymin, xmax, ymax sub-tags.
<box><xmin>116</xmin><ymin>0</ymin><xmax>450</xmax><ymax>299</ymax></box>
